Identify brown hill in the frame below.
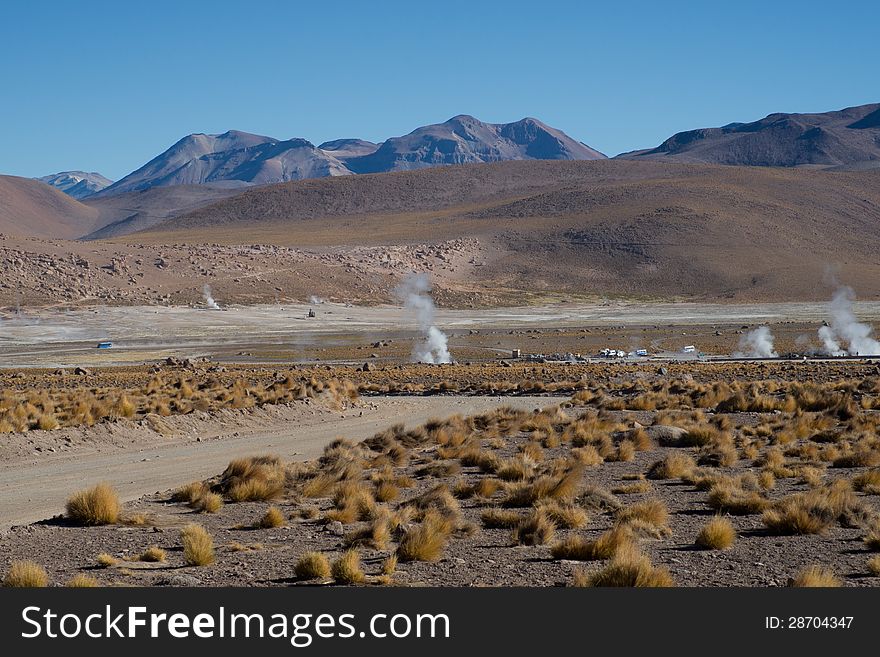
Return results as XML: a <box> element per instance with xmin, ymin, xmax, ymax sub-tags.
<box><xmin>622</xmin><ymin>103</ymin><xmax>880</xmax><ymax>167</ymax></box>
<box><xmin>131</xmin><ymin>160</ymin><xmax>880</xmax><ymax>302</ymax></box>
<box><xmin>81</xmin><ymin>184</ymin><xmax>241</xmax><ymax>239</ymax></box>
<box><xmin>0</xmin><ymin>175</ymin><xmax>100</xmax><ymax>239</ymax></box>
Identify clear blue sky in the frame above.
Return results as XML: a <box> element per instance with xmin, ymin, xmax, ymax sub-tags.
<box><xmin>1</xmin><ymin>0</ymin><xmax>876</xmax><ymax>180</ymax></box>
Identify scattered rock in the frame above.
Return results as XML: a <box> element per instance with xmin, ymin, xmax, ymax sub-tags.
<box><xmin>163</xmin><ymin>574</ymin><xmax>202</xmax><ymax>587</ymax></box>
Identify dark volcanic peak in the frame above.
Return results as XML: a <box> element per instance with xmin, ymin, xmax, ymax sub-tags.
<box><xmin>346</xmin><ymin>114</ymin><xmax>605</xmax><ymax>174</ymax></box>
<box><xmin>100</xmin><ymin>130</ymin><xmax>351</xmax><ymax>196</ymax></box>
<box><xmin>626</xmin><ymin>103</ymin><xmax>880</xmax><ymax>167</ymax></box>
<box><xmin>38</xmin><ymin>171</ymin><xmax>113</xmax><ymax>199</ymax></box>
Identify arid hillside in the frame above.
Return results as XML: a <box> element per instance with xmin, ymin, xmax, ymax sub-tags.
<box><xmin>133</xmin><ymin>160</ymin><xmax>880</xmax><ymax>302</ymax></box>
<box><xmin>623</xmin><ymin>103</ymin><xmax>880</xmax><ymax>167</ymax></box>
<box><xmin>0</xmin><ymin>175</ymin><xmax>100</xmax><ymax>238</ymax></box>
<box><xmin>3</xmin><ymin>160</ymin><xmax>880</xmax><ymax>307</ymax></box>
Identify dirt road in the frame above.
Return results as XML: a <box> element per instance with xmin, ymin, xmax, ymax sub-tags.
<box><xmin>0</xmin><ymin>395</ymin><xmax>554</xmax><ymax>529</ymax></box>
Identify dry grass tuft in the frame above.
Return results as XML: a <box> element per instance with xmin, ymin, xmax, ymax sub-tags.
<box><xmin>194</xmin><ymin>492</ymin><xmax>224</xmax><ymax>513</ymax></box>
<box><xmin>331</xmin><ymin>549</ymin><xmax>365</xmax><ymax>584</ymax></box>
<box><xmin>513</xmin><ymin>508</ymin><xmax>556</xmax><ymax>546</ymax></box>
<box><xmin>495</xmin><ymin>457</ymin><xmax>532</xmax><ymax>481</ymax></box>
<box><xmin>227</xmin><ymin>478</ymin><xmax>284</xmax><ymax>503</ymax></box>
<box><xmin>396</xmin><ymin>510</ymin><xmax>453</xmax><ymax>562</ymax></box>
<box><xmin>570</xmin><ymin>446</ymin><xmax>604</xmax><ymax>466</ymax></box>
<box><xmin>344</xmin><ymin>513</ymin><xmax>392</xmax><ymax>551</ymax></box>
<box><xmin>172</xmin><ymin>481</ymin><xmax>208</xmax><ymax>504</ymax></box>
<box><xmin>868</xmin><ymin>555</ymin><xmax>880</xmax><ymax>576</ymax></box>
<box><xmin>328</xmin><ymin>481</ymin><xmax>377</xmax><ymax>524</ymax></box>
<box><xmin>96</xmin><ymin>553</ymin><xmax>117</xmax><ymax>568</ymax></box>
<box><xmin>502</xmin><ymin>466</ymin><xmax>584</xmax><ymax>507</ymax></box>
<box><xmin>853</xmin><ymin>469</ymin><xmax>880</xmax><ymax>495</ymax></box>
<box><xmin>256</xmin><ymin>506</ymin><xmax>286</xmax><ymax>529</ymax></box>
<box><xmin>3</xmin><ymin>560</ymin><xmax>49</xmax><ymax>587</ymax></box>
<box><xmin>181</xmin><ymin>523</ymin><xmax>215</xmax><ymax>566</ymax></box>
<box><xmin>221</xmin><ymin>455</ymin><xmax>285</xmax><ymax>502</ymax></box>
<box><xmin>616</xmin><ymin>500</ymin><xmax>669</xmax><ymax>532</ymax></box>
<box><xmin>66</xmin><ymin>482</ymin><xmax>120</xmax><ymax>525</ymax></box>
<box><xmin>295</xmin><ymin>551</ymin><xmax>331</xmax><ymax>580</ymax></box>
<box><xmin>302</xmin><ymin>473</ymin><xmax>338</xmax><ymax>498</ymax></box>
<box><xmin>763</xmin><ymin>483</ymin><xmax>867</xmax><ymax>535</ymax></box>
<box><xmin>581</xmin><ymin>545</ymin><xmax>674</xmax><ymax>587</ymax></box>
<box><xmin>375</xmin><ymin>480</ymin><xmax>400</xmax><ymax>502</ymax></box>
<box><xmin>537</xmin><ymin>500</ymin><xmax>589</xmax><ymax>529</ymax></box>
<box><xmin>789</xmin><ymin>565</ymin><xmax>840</xmax><ymax>587</ymax></box>
<box><xmin>551</xmin><ymin>526</ymin><xmax>635</xmax><ymax>561</ymax></box>
<box><xmin>647</xmin><ymin>453</ymin><xmax>696</xmax><ymax>480</ymax></box>
<box><xmin>382</xmin><ymin>554</ymin><xmax>398</xmax><ymax>578</ymax></box>
<box><xmin>695</xmin><ymin>517</ymin><xmax>736</xmax><ymax>550</ymax></box>
<box><xmin>67</xmin><ymin>574</ymin><xmax>99</xmax><ymax>587</ymax></box>
<box><xmin>473</xmin><ymin>478</ymin><xmax>503</xmax><ymax>498</ymax></box>
<box><xmin>139</xmin><ymin>546</ymin><xmax>166</xmax><ymax>562</ymax></box>
<box><xmin>571</xmin><ymin>567</ymin><xmax>592</xmax><ymax>587</ymax></box>
<box><xmin>706</xmin><ymin>481</ymin><xmax>769</xmax><ymax>515</ymax></box>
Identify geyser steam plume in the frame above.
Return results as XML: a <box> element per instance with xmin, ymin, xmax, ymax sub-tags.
<box><xmin>203</xmin><ymin>284</ymin><xmax>220</xmax><ymax>310</ymax></box>
<box><xmin>818</xmin><ymin>286</ymin><xmax>880</xmax><ymax>356</ymax></box>
<box><xmin>734</xmin><ymin>326</ymin><xmax>777</xmax><ymax>358</ymax></box>
<box><xmin>395</xmin><ymin>274</ymin><xmax>452</xmax><ymax>364</ymax></box>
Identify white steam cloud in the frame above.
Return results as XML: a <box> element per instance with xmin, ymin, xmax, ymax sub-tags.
<box><xmin>818</xmin><ymin>286</ymin><xmax>880</xmax><ymax>356</ymax></box>
<box><xmin>734</xmin><ymin>326</ymin><xmax>778</xmax><ymax>358</ymax></box>
<box><xmin>203</xmin><ymin>284</ymin><xmax>220</xmax><ymax>310</ymax></box>
<box><xmin>395</xmin><ymin>274</ymin><xmax>452</xmax><ymax>364</ymax></box>
<box><xmin>309</xmin><ymin>295</ymin><xmax>325</xmax><ymax>305</ymax></box>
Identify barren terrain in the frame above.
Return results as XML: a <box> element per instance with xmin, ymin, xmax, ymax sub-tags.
<box><xmin>3</xmin><ymin>160</ymin><xmax>880</xmax><ymax>308</ymax></box>
<box><xmin>3</xmin><ymin>299</ymin><xmax>879</xmax><ymax>369</ymax></box>
<box><xmin>2</xmin><ymin>361</ymin><xmax>880</xmax><ymax>588</ymax></box>
<box><xmin>0</xmin><ymin>394</ymin><xmax>548</xmax><ymax>528</ymax></box>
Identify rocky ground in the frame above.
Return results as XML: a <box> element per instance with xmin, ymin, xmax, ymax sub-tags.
<box><xmin>2</xmin><ymin>363</ymin><xmax>880</xmax><ymax>587</ymax></box>
<box><xmin>0</xmin><ymin>234</ymin><xmax>486</xmax><ymax>308</ymax></box>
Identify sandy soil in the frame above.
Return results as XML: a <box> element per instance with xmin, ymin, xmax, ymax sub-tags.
<box><xmin>4</xmin><ymin>299</ymin><xmax>880</xmax><ymax>369</ymax></box>
<box><xmin>0</xmin><ymin>395</ymin><xmax>552</xmax><ymax>529</ymax></box>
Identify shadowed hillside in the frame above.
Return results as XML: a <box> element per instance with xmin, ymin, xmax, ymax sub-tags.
<box><xmin>623</xmin><ymin>103</ymin><xmax>880</xmax><ymax>167</ymax></box>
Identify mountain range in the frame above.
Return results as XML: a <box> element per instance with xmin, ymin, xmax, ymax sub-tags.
<box><xmin>37</xmin><ymin>115</ymin><xmax>603</xmax><ymax>200</ymax></box>
<box><xmin>89</xmin><ymin>115</ymin><xmax>602</xmax><ymax>198</ymax></box>
<box><xmin>34</xmin><ymin>103</ymin><xmax>880</xmax><ymax>202</ymax></box>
